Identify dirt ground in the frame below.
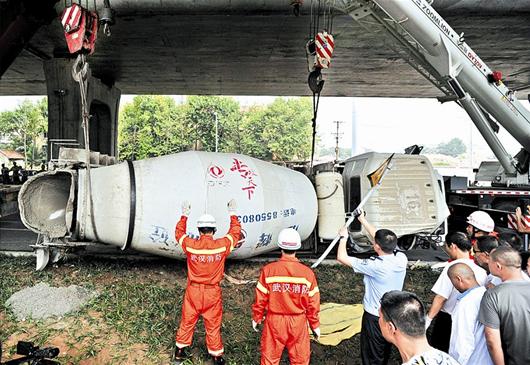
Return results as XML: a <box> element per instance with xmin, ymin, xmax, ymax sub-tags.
<box><xmin>0</xmin><ymin>256</ymin><xmax>439</xmax><ymax>364</ymax></box>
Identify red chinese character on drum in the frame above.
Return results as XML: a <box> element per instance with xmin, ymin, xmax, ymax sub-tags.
<box><xmin>231</xmin><ymin>158</ymin><xmax>258</xmax><ymax>200</ymax></box>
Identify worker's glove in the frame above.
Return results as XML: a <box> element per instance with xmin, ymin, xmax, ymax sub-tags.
<box><xmin>424</xmin><ymin>315</ymin><xmax>432</xmax><ymax>330</ymax></box>
<box><xmin>312</xmin><ymin>327</ymin><xmax>321</xmax><ymax>341</ymax></box>
<box><xmin>227</xmin><ymin>199</ymin><xmax>237</xmax><ymax>215</ymax></box>
<box><xmin>252</xmin><ymin>320</ymin><xmax>259</xmax><ymax>332</ymax></box>
<box><xmin>353</xmin><ymin>208</ymin><xmax>365</xmax><ymax>218</ymax></box>
<box><xmin>181</xmin><ymin>201</ymin><xmax>191</xmax><ymax>217</ymax></box>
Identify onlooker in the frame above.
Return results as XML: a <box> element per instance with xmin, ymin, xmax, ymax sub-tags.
<box><xmin>337</xmin><ymin>210</ymin><xmax>408</xmax><ymax>365</ymax></box>
<box><xmin>473</xmin><ymin>236</ymin><xmax>502</xmax><ymax>287</ymax></box>
<box><xmin>426</xmin><ymin>231</ymin><xmax>487</xmax><ymax>352</ymax></box>
<box><xmin>20</xmin><ymin>168</ymin><xmax>28</xmax><ymax>183</ymax></box>
<box><xmin>479</xmin><ymin>246</ymin><xmax>530</xmax><ymax>365</ymax></box>
<box><xmin>379</xmin><ymin>291</ymin><xmax>459</xmax><ymax>365</ymax></box>
<box><xmin>447</xmin><ymin>263</ymin><xmax>492</xmax><ymax>365</ymax></box>
<box><xmin>1</xmin><ymin>163</ymin><xmax>9</xmax><ymax>184</ymax></box>
<box><xmin>11</xmin><ymin>161</ymin><xmax>21</xmax><ymax>184</ymax></box>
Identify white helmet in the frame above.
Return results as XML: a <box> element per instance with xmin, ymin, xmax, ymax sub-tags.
<box><xmin>197</xmin><ymin>214</ymin><xmax>217</xmax><ymax>228</ymax></box>
<box><xmin>467</xmin><ymin>211</ymin><xmax>494</xmax><ymax>233</ymax></box>
<box><xmin>278</xmin><ymin>228</ymin><xmax>301</xmax><ymax>250</ymax></box>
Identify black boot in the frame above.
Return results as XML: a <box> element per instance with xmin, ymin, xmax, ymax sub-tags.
<box><xmin>212</xmin><ymin>355</ymin><xmax>225</xmax><ymax>365</ymax></box>
<box><xmin>173</xmin><ymin>346</ymin><xmax>188</xmax><ymax>363</ymax></box>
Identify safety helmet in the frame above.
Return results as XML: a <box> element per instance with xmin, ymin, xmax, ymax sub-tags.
<box><xmin>467</xmin><ymin>211</ymin><xmax>494</xmax><ymax>233</ymax></box>
<box><xmin>197</xmin><ymin>214</ymin><xmax>217</xmax><ymax>228</ymax></box>
<box><xmin>277</xmin><ymin>228</ymin><xmax>301</xmax><ymax>250</ymax></box>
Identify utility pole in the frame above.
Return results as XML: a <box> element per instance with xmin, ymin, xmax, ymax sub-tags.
<box><xmin>332</xmin><ymin>120</ymin><xmax>344</xmax><ymax>161</ymax></box>
<box><xmin>213</xmin><ymin>111</ymin><xmax>218</xmax><ymax>153</ymax></box>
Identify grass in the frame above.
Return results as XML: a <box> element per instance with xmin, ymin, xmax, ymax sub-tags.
<box><xmin>0</xmin><ymin>256</ymin><xmax>439</xmax><ymax>364</ymax></box>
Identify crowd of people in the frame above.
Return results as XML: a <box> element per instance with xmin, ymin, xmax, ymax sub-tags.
<box><xmin>169</xmin><ymin>200</ymin><xmax>530</xmax><ymax>365</ymax></box>
<box><xmin>0</xmin><ymin>161</ymin><xmax>46</xmax><ymax>185</ymax></box>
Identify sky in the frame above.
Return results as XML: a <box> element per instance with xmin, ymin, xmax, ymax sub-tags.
<box><xmin>1</xmin><ymin>94</ymin><xmax>529</xmax><ymax>167</ymax></box>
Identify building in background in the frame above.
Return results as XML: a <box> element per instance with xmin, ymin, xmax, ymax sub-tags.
<box><xmin>0</xmin><ymin>150</ymin><xmax>25</xmax><ymax>168</ymax></box>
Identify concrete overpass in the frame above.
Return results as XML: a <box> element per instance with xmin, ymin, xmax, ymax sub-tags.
<box><xmin>1</xmin><ymin>0</ymin><xmax>530</xmax><ymax>98</ymax></box>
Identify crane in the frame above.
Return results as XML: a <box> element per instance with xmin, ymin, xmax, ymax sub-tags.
<box><xmin>336</xmin><ymin>0</ymin><xmax>530</xmax><ymax>182</ymax></box>
<box><xmin>333</xmin><ymin>0</ymin><xmax>530</xmax><ymax>236</ymax></box>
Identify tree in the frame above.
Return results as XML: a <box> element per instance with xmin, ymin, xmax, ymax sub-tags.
<box><xmin>118</xmin><ymin>96</ymin><xmax>188</xmax><ymax>160</ymax></box>
<box><xmin>117</xmin><ymin>96</ymin><xmax>313</xmax><ymax>162</ymax></box>
<box><xmin>0</xmin><ymin>98</ymin><xmax>48</xmax><ymax>168</ymax></box>
<box><xmin>239</xmin><ymin>105</ymin><xmax>269</xmax><ymax>159</ymax></box>
<box><xmin>182</xmin><ymin>96</ymin><xmax>242</xmax><ymax>153</ymax></box>
<box><xmin>430</xmin><ymin>137</ymin><xmax>467</xmax><ymax>157</ymax></box>
<box><xmin>241</xmin><ymin>98</ymin><xmax>313</xmax><ymax>161</ymax></box>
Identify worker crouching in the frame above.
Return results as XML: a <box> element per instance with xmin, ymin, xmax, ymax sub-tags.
<box><xmin>173</xmin><ymin>199</ymin><xmax>241</xmax><ymax>365</ymax></box>
<box><xmin>252</xmin><ymin>228</ymin><xmax>321</xmax><ymax>365</ymax></box>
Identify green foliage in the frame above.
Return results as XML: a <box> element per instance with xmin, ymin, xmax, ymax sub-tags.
<box><xmin>0</xmin><ymin>98</ymin><xmax>48</xmax><ymax>168</ymax></box>
<box><xmin>424</xmin><ymin>137</ymin><xmax>467</xmax><ymax>157</ymax></box>
<box><xmin>118</xmin><ymin>96</ymin><xmax>187</xmax><ymax>160</ymax></box>
<box><xmin>182</xmin><ymin>96</ymin><xmax>243</xmax><ymax>153</ymax></box>
<box><xmin>241</xmin><ymin>98</ymin><xmax>313</xmax><ymax>161</ymax></box>
<box><xmin>118</xmin><ymin>96</ymin><xmax>313</xmax><ymax>162</ymax></box>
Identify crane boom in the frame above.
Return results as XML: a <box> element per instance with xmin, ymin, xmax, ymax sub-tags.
<box><xmin>336</xmin><ymin>0</ymin><xmax>530</xmax><ymax>182</ymax></box>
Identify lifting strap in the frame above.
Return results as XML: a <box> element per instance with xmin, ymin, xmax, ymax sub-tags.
<box><xmin>310</xmin><ymin>77</ymin><xmax>322</xmax><ymax>168</ymax></box>
<box><xmin>72</xmin><ymin>53</ymin><xmax>100</xmax><ymax>242</ymax></box>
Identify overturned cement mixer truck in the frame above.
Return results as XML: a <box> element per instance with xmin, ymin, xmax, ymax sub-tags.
<box><xmin>18</xmin><ymin>149</ymin><xmax>448</xmax><ymax>270</ymax></box>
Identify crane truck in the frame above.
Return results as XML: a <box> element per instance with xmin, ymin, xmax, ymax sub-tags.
<box><xmin>333</xmin><ymin>0</ymin><xmax>530</xmax><ymax>243</ymax></box>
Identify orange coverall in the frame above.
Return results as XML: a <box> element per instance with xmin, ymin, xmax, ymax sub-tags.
<box><xmin>252</xmin><ymin>255</ymin><xmax>320</xmax><ymax>365</ymax></box>
<box><xmin>174</xmin><ymin>215</ymin><xmax>241</xmax><ymax>356</ymax></box>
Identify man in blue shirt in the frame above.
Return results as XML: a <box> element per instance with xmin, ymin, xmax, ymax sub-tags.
<box><xmin>337</xmin><ymin>210</ymin><xmax>408</xmax><ymax>365</ymax></box>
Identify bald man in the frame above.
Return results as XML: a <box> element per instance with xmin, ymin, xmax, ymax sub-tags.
<box><xmin>447</xmin><ymin>263</ymin><xmax>492</xmax><ymax>365</ymax></box>
<box><xmin>479</xmin><ymin>247</ymin><xmax>530</xmax><ymax>365</ymax></box>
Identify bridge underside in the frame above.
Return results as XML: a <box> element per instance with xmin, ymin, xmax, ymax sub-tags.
<box><xmin>1</xmin><ymin>2</ymin><xmax>530</xmax><ymax>97</ymax></box>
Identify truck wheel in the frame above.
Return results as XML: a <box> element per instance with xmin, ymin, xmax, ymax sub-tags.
<box><xmin>398</xmin><ymin>235</ymin><xmax>414</xmax><ymax>251</ymax></box>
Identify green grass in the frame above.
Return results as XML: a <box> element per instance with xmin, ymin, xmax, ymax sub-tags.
<box><xmin>0</xmin><ymin>256</ymin><xmax>439</xmax><ymax>364</ymax></box>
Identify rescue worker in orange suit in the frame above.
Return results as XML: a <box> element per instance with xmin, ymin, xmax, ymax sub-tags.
<box><xmin>251</xmin><ymin>228</ymin><xmax>321</xmax><ymax>365</ymax></box>
<box><xmin>173</xmin><ymin>199</ymin><xmax>241</xmax><ymax>365</ymax></box>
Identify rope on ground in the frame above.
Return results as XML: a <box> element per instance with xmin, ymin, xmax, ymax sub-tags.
<box><xmin>223</xmin><ymin>273</ymin><xmax>256</xmax><ymax>285</ymax></box>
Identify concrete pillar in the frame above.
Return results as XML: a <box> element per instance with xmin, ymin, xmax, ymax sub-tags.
<box><xmin>43</xmin><ymin>58</ymin><xmax>121</xmax><ymax>160</ymax></box>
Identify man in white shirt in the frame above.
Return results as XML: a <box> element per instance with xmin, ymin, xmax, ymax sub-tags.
<box><xmin>426</xmin><ymin>231</ymin><xmax>487</xmax><ymax>352</ymax></box>
<box><xmin>447</xmin><ymin>263</ymin><xmax>493</xmax><ymax>365</ymax></box>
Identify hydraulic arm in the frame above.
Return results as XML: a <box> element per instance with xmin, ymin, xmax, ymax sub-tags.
<box><xmin>336</xmin><ymin>0</ymin><xmax>530</xmax><ymax>182</ymax></box>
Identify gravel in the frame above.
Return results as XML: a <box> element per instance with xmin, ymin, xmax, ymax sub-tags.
<box><xmin>5</xmin><ymin>282</ymin><xmax>98</xmax><ymax>320</ymax></box>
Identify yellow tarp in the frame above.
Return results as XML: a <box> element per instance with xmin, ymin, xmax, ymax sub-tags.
<box><xmin>312</xmin><ymin>303</ymin><xmax>364</xmax><ymax>346</ymax></box>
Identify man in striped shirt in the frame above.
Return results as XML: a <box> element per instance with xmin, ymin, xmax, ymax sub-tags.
<box><xmin>252</xmin><ymin>228</ymin><xmax>320</xmax><ymax>365</ymax></box>
<box><xmin>173</xmin><ymin>199</ymin><xmax>241</xmax><ymax>365</ymax></box>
